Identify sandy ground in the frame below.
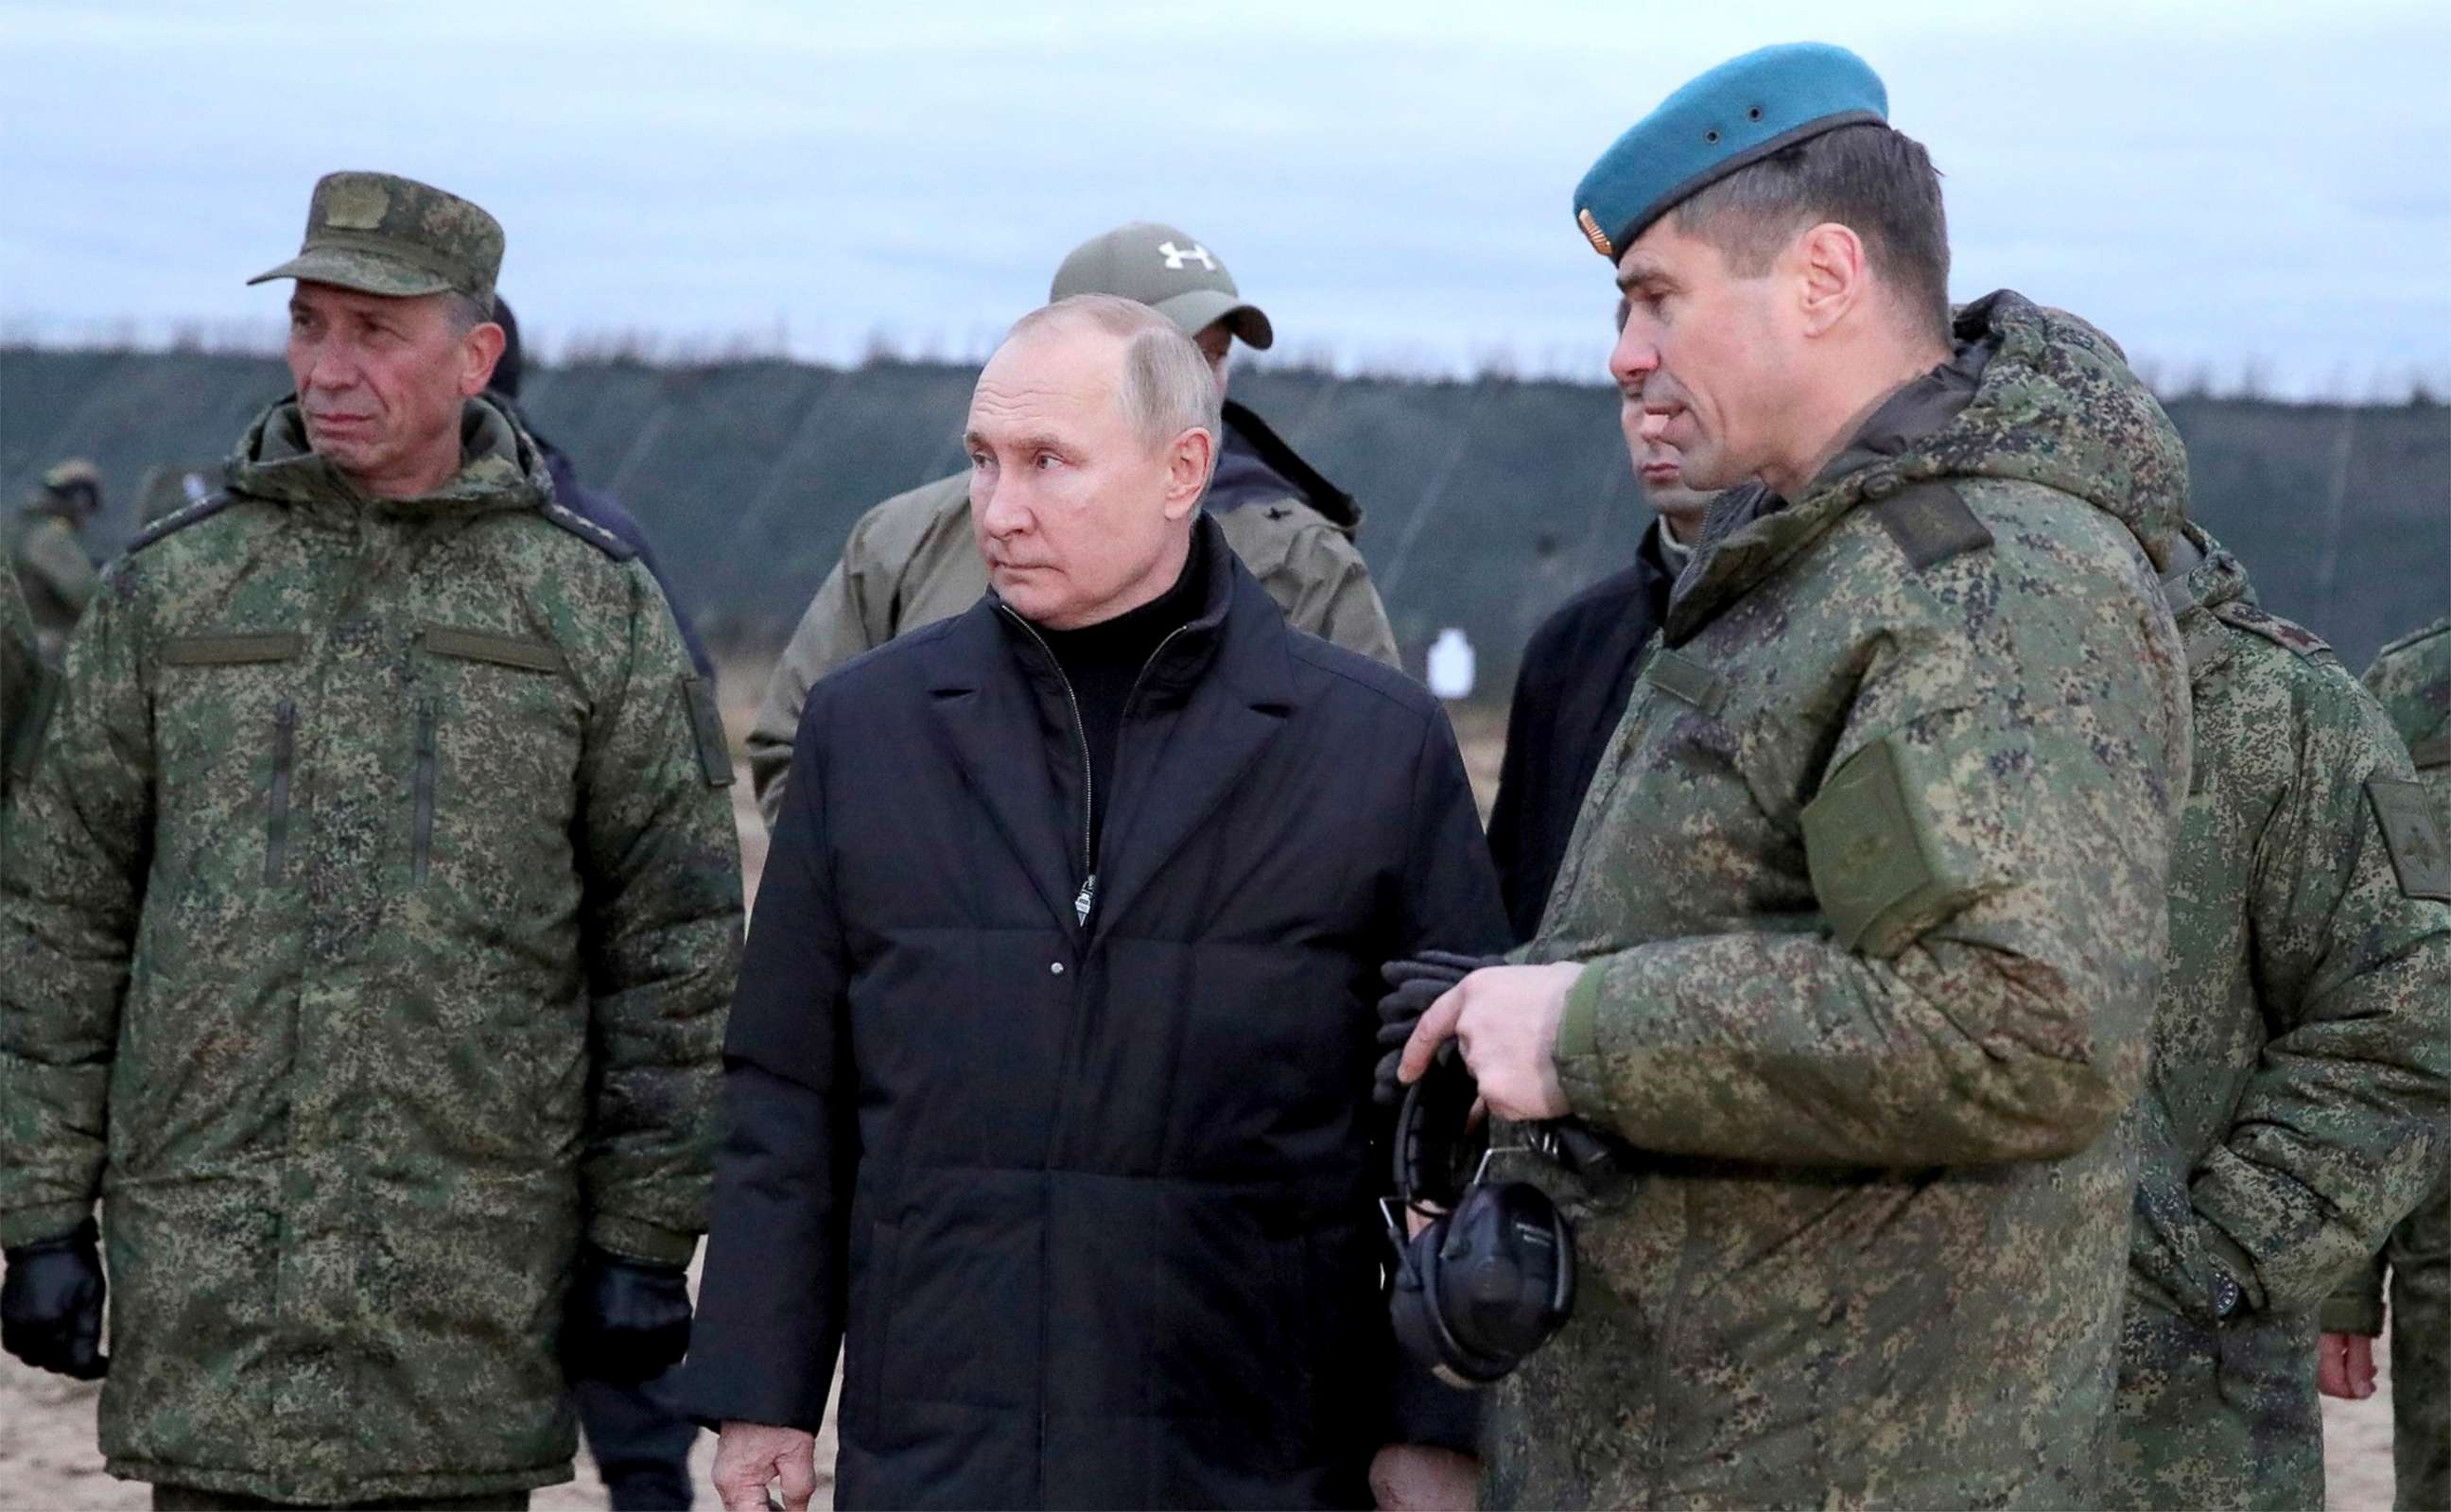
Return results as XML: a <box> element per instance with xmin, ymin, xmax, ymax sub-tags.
<box><xmin>0</xmin><ymin>677</ymin><xmax>2407</xmax><ymax>1511</ymax></box>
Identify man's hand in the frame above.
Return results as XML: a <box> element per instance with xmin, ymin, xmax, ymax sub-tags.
<box><xmin>714</xmin><ymin>1420</ymin><xmax>819</xmax><ymax>1512</ymax></box>
<box><xmin>1376</xmin><ymin>952</ymin><xmax>1504</xmax><ymax>1105</ymax></box>
<box><xmin>1371</xmin><ymin>1443</ymin><xmax>1480</xmax><ymax>1510</ymax></box>
<box><xmin>561</xmin><ymin>1244</ymin><xmax>692</xmax><ymax>1384</ymax></box>
<box><xmin>2318</xmin><ymin>1331</ymin><xmax>2379</xmax><ymax>1399</ymax></box>
<box><xmin>1398</xmin><ymin>963</ymin><xmax>1582</xmax><ymax>1122</ymax></box>
<box><xmin>0</xmin><ymin>1218</ymin><xmax>108</xmax><ymax>1381</ymax></box>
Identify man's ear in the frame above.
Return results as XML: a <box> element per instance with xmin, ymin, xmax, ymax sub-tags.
<box><xmin>461</xmin><ymin>321</ymin><xmax>508</xmax><ymax>398</ymax></box>
<box><xmin>1794</xmin><ymin>222</ymin><xmax>1868</xmax><ymax>339</ymax></box>
<box><xmin>1161</xmin><ymin>427</ymin><xmax>1214</xmax><ymax>521</ymax></box>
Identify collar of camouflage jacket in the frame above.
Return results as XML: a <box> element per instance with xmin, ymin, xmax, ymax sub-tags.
<box><xmin>223</xmin><ymin>393</ymin><xmax>550</xmax><ymax>519</ymax></box>
<box><xmin>2158</xmin><ymin>521</ymin><xmax>2255</xmax><ymax>680</ymax></box>
<box><xmin>1668</xmin><ymin>288</ymin><xmax>2189</xmax><ymax>642</ymax></box>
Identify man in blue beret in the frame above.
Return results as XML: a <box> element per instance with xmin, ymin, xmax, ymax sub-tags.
<box><xmin>1396</xmin><ymin>42</ymin><xmax>2194</xmax><ymax>1507</ymax></box>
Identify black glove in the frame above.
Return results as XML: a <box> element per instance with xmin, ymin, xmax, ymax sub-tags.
<box><xmin>1374</xmin><ymin>950</ymin><xmax>1504</xmax><ymax>1106</ymax></box>
<box><xmin>2</xmin><ymin>1217</ymin><xmax>108</xmax><ymax>1380</ymax></box>
<box><xmin>562</xmin><ymin>1243</ymin><xmax>692</xmax><ymax>1385</ymax></box>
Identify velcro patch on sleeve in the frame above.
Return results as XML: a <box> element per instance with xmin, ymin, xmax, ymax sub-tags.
<box><xmin>1801</xmin><ymin>733</ymin><xmax>1964</xmax><ymax>957</ymax></box>
<box><xmin>682</xmin><ymin>675</ymin><xmax>735</xmax><ymax>789</ymax></box>
<box><xmin>2366</xmin><ymin>777</ymin><xmax>2451</xmax><ymax>901</ymax></box>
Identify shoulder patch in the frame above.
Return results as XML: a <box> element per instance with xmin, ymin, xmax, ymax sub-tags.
<box><xmin>1802</xmin><ymin>733</ymin><xmax>1961</xmax><ymax>957</ymax></box>
<box><xmin>2210</xmin><ymin>600</ymin><xmax>2333</xmax><ymax>664</ymax></box>
<box><xmin>127</xmin><ymin>491</ymin><xmax>235</xmax><ymax>553</ymax></box>
<box><xmin>2367</xmin><ymin>777</ymin><xmax>2451</xmax><ymax>901</ymax></box>
<box><xmin>1869</xmin><ymin>481</ymin><xmax>1992</xmax><ymax>570</ymax></box>
<box><xmin>539</xmin><ymin>500</ymin><xmax>637</xmax><ymax>562</ymax></box>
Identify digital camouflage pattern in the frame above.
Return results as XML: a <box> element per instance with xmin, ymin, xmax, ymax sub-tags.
<box><xmin>745</xmin><ymin>466</ymin><xmax>1399</xmax><ymax>822</ymax></box>
<box><xmin>2110</xmin><ymin>542</ymin><xmax>2451</xmax><ymax>1510</ymax></box>
<box><xmin>7</xmin><ymin>497</ymin><xmax>100</xmax><ymax>660</ymax></box>
<box><xmin>248</xmin><ymin>169</ymin><xmax>506</xmax><ymax>310</ymax></box>
<box><xmin>2</xmin><ymin>560</ymin><xmax>39</xmax><ymax>807</ymax></box>
<box><xmin>2323</xmin><ymin>617</ymin><xmax>2451</xmax><ymax>1512</ymax></box>
<box><xmin>1489</xmin><ymin>291</ymin><xmax>2194</xmax><ymax>1508</ymax></box>
<box><xmin>0</xmin><ymin>396</ymin><xmax>742</xmax><ymax>1504</ymax></box>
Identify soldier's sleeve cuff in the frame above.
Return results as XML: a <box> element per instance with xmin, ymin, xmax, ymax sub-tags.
<box><xmin>586</xmin><ymin>1212</ymin><xmax>700</xmax><ymax>1268</ymax></box>
<box><xmin>0</xmin><ymin>1200</ymin><xmax>96</xmax><ymax>1251</ymax></box>
<box><xmin>2319</xmin><ymin>1290</ymin><xmax>2386</xmax><ymax>1336</ymax></box>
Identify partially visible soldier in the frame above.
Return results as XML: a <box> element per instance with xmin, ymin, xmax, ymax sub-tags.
<box><xmin>2109</xmin><ymin>547</ymin><xmax>2450</xmax><ymax>1510</ymax></box>
<box><xmin>491</xmin><ymin>295</ymin><xmax>716</xmax><ymax>680</ymax></box>
<box><xmin>2321</xmin><ymin>616</ymin><xmax>2451</xmax><ymax>1512</ymax></box>
<box><xmin>2</xmin><ymin>563</ymin><xmax>38</xmax><ymax>808</ymax></box>
<box><xmin>9</xmin><ymin>458</ymin><xmax>105</xmax><ymax>661</ymax></box>
<box><xmin>489</xmin><ymin>294</ymin><xmax>714</xmax><ymax>1512</ymax></box>
<box><xmin>1486</xmin><ymin>298</ymin><xmax>1712</xmax><ymax>941</ymax></box>
<box><xmin>0</xmin><ymin>171</ymin><xmax>743</xmax><ymax>1510</ymax></box>
<box><xmin>745</xmin><ymin>219</ymin><xmax>1399</xmax><ymax>823</ymax></box>
<box><xmin>1396</xmin><ymin>43</ymin><xmax>2195</xmax><ymax>1506</ymax></box>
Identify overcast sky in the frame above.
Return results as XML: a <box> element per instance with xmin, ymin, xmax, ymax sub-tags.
<box><xmin>3</xmin><ymin>0</ymin><xmax>2444</xmax><ymax>396</ymax></box>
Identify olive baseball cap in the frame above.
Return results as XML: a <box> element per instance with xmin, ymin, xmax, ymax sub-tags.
<box><xmin>1049</xmin><ymin>222</ymin><xmax>1274</xmax><ymax>350</ymax></box>
<box><xmin>249</xmin><ymin>170</ymin><xmax>505</xmax><ymax>309</ymax></box>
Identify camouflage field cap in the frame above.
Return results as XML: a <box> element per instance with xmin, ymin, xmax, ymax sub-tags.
<box><xmin>248</xmin><ymin>170</ymin><xmax>504</xmax><ymax>309</ymax></box>
<box><xmin>1050</xmin><ymin>221</ymin><xmax>1274</xmax><ymax>350</ymax></box>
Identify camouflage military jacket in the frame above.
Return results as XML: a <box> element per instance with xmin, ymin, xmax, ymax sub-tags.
<box><xmin>745</xmin><ymin>431</ymin><xmax>1400</xmax><ymax>824</ymax></box>
<box><xmin>1490</xmin><ymin>292</ymin><xmax>2194</xmax><ymax>1509</ymax></box>
<box><xmin>2111</xmin><ymin>539</ymin><xmax>2450</xmax><ymax>1510</ymax></box>
<box><xmin>2323</xmin><ymin>617</ymin><xmax>2451</xmax><ymax>1512</ymax></box>
<box><xmin>1</xmin><ymin>562</ymin><xmax>38</xmax><ymax>807</ymax></box>
<box><xmin>7</xmin><ymin>501</ymin><xmax>100</xmax><ymax>657</ymax></box>
<box><xmin>0</xmin><ymin>397</ymin><xmax>743</xmax><ymax>1504</ymax></box>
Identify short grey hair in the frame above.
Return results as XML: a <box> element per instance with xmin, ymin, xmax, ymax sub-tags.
<box><xmin>441</xmin><ymin>289</ymin><xmax>493</xmax><ymax>337</ymax></box>
<box><xmin>1007</xmin><ymin>294</ymin><xmax>1223</xmax><ymax>471</ymax></box>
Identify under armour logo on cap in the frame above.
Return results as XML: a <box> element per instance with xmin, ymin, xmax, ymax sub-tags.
<box><xmin>1158</xmin><ymin>241</ymin><xmax>1216</xmax><ymax>271</ymax></box>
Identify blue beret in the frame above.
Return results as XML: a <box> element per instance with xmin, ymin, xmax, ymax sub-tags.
<box><xmin>1573</xmin><ymin>42</ymin><xmax>1887</xmax><ymax>261</ymax></box>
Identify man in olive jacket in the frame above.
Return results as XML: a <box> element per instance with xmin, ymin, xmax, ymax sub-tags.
<box><xmin>0</xmin><ymin>172</ymin><xmax>742</xmax><ymax>1509</ymax></box>
<box><xmin>1399</xmin><ymin>46</ymin><xmax>2192</xmax><ymax>1507</ymax></box>
<box><xmin>744</xmin><ymin>220</ymin><xmax>1398</xmax><ymax>825</ymax></box>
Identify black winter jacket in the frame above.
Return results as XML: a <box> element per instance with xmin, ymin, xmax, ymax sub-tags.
<box><xmin>674</xmin><ymin>519</ymin><xmax>1505</xmax><ymax>1508</ymax></box>
<box><xmin>1486</xmin><ymin>517</ymin><xmax>1679</xmax><ymax>941</ymax></box>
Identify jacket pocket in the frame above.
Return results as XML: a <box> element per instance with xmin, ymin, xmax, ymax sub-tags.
<box><xmin>264</xmin><ymin>699</ymin><xmax>296</xmax><ymax>884</ymax></box>
<box><xmin>411</xmin><ymin>697</ymin><xmax>438</xmax><ymax>883</ymax></box>
<box><xmin>420</xmin><ymin>623</ymin><xmax>565</xmax><ymax>675</ymax></box>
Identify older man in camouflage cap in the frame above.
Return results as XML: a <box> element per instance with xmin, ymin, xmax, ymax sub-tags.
<box><xmin>0</xmin><ymin>170</ymin><xmax>742</xmax><ymax>1509</ymax></box>
<box><xmin>743</xmin><ymin>219</ymin><xmax>1399</xmax><ymax>826</ymax></box>
<box><xmin>1395</xmin><ymin>43</ymin><xmax>2192</xmax><ymax>1507</ymax></box>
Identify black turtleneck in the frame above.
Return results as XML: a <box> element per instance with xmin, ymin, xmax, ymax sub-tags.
<box><xmin>1033</xmin><ymin>537</ymin><xmax>1209</xmax><ymax>860</ymax></box>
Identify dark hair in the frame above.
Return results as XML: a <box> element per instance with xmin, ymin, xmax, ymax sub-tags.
<box><xmin>1672</xmin><ymin>122</ymin><xmax>1951</xmax><ymax>340</ymax></box>
<box><xmin>489</xmin><ymin>296</ymin><xmax>524</xmax><ymax>397</ymax></box>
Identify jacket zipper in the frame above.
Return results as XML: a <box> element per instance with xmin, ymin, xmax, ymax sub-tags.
<box><xmin>410</xmin><ymin>698</ymin><xmax>438</xmax><ymax>883</ymax></box>
<box><xmin>263</xmin><ymin>699</ymin><xmax>296</xmax><ymax>884</ymax></box>
<box><xmin>1000</xmin><ymin>608</ymin><xmax>1098</xmax><ymax>927</ymax></box>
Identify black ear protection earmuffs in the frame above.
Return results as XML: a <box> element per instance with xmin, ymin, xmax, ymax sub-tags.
<box><xmin>1387</xmin><ymin>1045</ymin><xmax>1576</xmax><ymax>1387</ymax></box>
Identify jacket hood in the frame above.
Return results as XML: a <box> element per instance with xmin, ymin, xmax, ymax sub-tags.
<box><xmin>1902</xmin><ymin>290</ymin><xmax>2188</xmax><ymax>570</ymax></box>
<box><xmin>2159</xmin><ymin>521</ymin><xmax>2250</xmax><ymax>622</ymax></box>
<box><xmin>225</xmin><ymin>393</ymin><xmax>551</xmax><ymax>518</ymax></box>
<box><xmin>1211</xmin><ymin>400</ymin><xmax>1362</xmax><ymax>535</ymax></box>
<box><xmin>1667</xmin><ymin>290</ymin><xmax>2187</xmax><ymax>643</ymax></box>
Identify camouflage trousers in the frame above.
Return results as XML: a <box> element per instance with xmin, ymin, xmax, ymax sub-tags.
<box><xmin>2111</xmin><ymin>1291</ymin><xmax>2322</xmax><ymax>1510</ymax></box>
<box><xmin>150</xmin><ymin>1487</ymin><xmax>531</xmax><ymax>1511</ymax></box>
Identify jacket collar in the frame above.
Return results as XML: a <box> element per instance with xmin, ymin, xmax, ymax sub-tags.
<box><xmin>922</xmin><ymin>515</ymin><xmax>1299</xmax><ymax>936</ymax></box>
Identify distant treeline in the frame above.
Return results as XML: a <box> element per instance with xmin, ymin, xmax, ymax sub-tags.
<box><xmin>4</xmin><ymin>347</ymin><xmax>2444</xmax><ymax>680</ymax></box>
